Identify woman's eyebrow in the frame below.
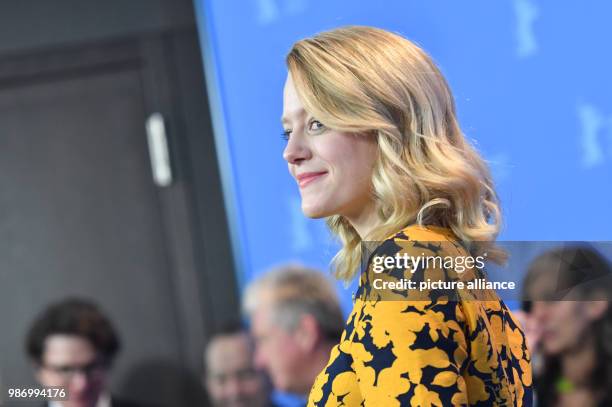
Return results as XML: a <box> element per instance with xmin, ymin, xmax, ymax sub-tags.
<box><xmin>281</xmin><ymin>108</ymin><xmax>307</xmax><ymax>125</ymax></box>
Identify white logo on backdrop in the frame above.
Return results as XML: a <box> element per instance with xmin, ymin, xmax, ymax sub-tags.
<box><xmin>254</xmin><ymin>0</ymin><xmax>308</xmax><ymax>25</ymax></box>
<box><xmin>514</xmin><ymin>0</ymin><xmax>539</xmax><ymax>58</ymax></box>
<box><xmin>578</xmin><ymin>103</ymin><xmax>612</xmax><ymax>168</ymax></box>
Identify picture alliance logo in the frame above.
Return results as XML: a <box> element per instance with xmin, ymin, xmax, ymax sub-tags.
<box><xmin>371</xmin><ymin>277</ymin><xmax>517</xmax><ymax>291</ymax></box>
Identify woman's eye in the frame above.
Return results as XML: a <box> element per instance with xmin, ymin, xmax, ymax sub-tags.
<box><xmin>281</xmin><ymin>130</ymin><xmax>292</xmax><ymax>141</ymax></box>
<box><xmin>308</xmin><ymin>120</ymin><xmax>325</xmax><ymax>132</ymax></box>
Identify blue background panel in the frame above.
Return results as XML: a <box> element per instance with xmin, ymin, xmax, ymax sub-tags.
<box><xmin>194</xmin><ymin>1</ymin><xmax>612</xmax><ymax>404</ymax></box>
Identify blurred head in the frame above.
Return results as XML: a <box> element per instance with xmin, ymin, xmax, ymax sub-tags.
<box><xmin>523</xmin><ymin>246</ymin><xmax>612</xmax><ymax>405</ymax></box>
<box><xmin>26</xmin><ymin>298</ymin><xmax>120</xmax><ymax>407</ymax></box>
<box><xmin>204</xmin><ymin>322</ymin><xmax>271</xmax><ymax>407</ymax></box>
<box><xmin>284</xmin><ymin>26</ymin><xmax>504</xmax><ymax>281</ymax></box>
<box><xmin>243</xmin><ymin>265</ymin><xmax>344</xmax><ymax>395</ymax></box>
<box><xmin>523</xmin><ymin>246</ymin><xmax>612</xmax><ymax>356</ymax></box>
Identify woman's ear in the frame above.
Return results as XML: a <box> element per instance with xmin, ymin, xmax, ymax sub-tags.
<box><xmin>585</xmin><ymin>300</ymin><xmax>608</xmax><ymax>321</ymax></box>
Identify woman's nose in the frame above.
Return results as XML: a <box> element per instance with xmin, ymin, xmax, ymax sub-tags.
<box><xmin>283</xmin><ymin>134</ymin><xmax>311</xmax><ymax>164</ymax></box>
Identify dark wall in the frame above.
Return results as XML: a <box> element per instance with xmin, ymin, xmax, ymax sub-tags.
<box><xmin>0</xmin><ymin>0</ymin><xmax>194</xmax><ymax>54</ymax></box>
<box><xmin>0</xmin><ymin>1</ymin><xmax>239</xmax><ymax>406</ymax></box>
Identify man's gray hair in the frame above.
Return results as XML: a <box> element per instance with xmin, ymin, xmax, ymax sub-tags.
<box><xmin>243</xmin><ymin>264</ymin><xmax>344</xmax><ymax>342</ymax></box>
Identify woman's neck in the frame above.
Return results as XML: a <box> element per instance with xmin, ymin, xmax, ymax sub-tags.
<box><xmin>344</xmin><ymin>202</ymin><xmax>380</xmax><ymax>239</ymax></box>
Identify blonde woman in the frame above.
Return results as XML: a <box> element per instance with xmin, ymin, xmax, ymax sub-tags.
<box><xmin>281</xmin><ymin>26</ymin><xmax>532</xmax><ymax>406</ymax></box>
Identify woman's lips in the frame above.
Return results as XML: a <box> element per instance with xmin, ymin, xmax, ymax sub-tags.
<box><xmin>296</xmin><ymin>171</ymin><xmax>327</xmax><ymax>188</ymax></box>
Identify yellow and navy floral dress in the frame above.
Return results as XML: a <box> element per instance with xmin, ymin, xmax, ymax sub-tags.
<box><xmin>308</xmin><ymin>225</ymin><xmax>532</xmax><ymax>406</ymax></box>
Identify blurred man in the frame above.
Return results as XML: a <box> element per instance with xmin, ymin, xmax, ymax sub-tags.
<box><xmin>243</xmin><ymin>265</ymin><xmax>344</xmax><ymax>397</ymax></box>
<box><xmin>204</xmin><ymin>322</ymin><xmax>274</xmax><ymax>407</ymax></box>
<box><xmin>26</xmin><ymin>298</ymin><xmax>145</xmax><ymax>407</ymax></box>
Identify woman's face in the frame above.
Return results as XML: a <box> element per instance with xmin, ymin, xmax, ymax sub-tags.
<box><xmin>282</xmin><ymin>74</ymin><xmax>378</xmax><ymax>220</ymax></box>
<box><xmin>532</xmin><ymin>300</ymin><xmax>592</xmax><ymax>355</ymax></box>
<box><xmin>527</xmin><ymin>272</ymin><xmax>608</xmax><ymax>356</ymax></box>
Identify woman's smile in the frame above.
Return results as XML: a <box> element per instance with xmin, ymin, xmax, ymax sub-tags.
<box><xmin>296</xmin><ymin>171</ymin><xmax>327</xmax><ymax>188</ymax></box>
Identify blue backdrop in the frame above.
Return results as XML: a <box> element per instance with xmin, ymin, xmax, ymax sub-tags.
<box><xmin>195</xmin><ymin>0</ymin><xmax>611</xmax><ymax>293</ymax></box>
<box><xmin>194</xmin><ymin>1</ymin><xmax>612</xmax><ymax>404</ymax></box>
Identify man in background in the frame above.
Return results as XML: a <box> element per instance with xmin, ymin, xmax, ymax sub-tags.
<box><xmin>26</xmin><ymin>298</ymin><xmax>146</xmax><ymax>407</ymax></box>
<box><xmin>203</xmin><ymin>322</ymin><xmax>274</xmax><ymax>407</ymax></box>
<box><xmin>243</xmin><ymin>265</ymin><xmax>344</xmax><ymax>398</ymax></box>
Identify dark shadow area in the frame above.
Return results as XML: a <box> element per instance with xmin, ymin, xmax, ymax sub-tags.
<box><xmin>117</xmin><ymin>359</ymin><xmax>208</xmax><ymax>407</ymax></box>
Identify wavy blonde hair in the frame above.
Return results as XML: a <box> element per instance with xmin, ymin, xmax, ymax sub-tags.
<box><xmin>286</xmin><ymin>26</ymin><xmax>506</xmax><ymax>281</ymax></box>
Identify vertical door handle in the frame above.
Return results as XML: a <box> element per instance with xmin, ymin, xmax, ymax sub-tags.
<box><xmin>145</xmin><ymin>113</ymin><xmax>173</xmax><ymax>187</ymax></box>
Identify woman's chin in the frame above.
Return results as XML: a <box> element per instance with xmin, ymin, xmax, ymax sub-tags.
<box><xmin>301</xmin><ymin>203</ymin><xmax>331</xmax><ymax>219</ymax></box>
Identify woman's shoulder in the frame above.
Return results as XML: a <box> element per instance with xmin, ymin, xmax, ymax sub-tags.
<box><xmin>387</xmin><ymin>223</ymin><xmax>458</xmax><ymax>243</ymax></box>
<box><xmin>379</xmin><ymin>224</ymin><xmax>467</xmax><ymax>258</ymax></box>
<box><xmin>359</xmin><ymin>223</ymin><xmax>484</xmax><ymax>302</ymax></box>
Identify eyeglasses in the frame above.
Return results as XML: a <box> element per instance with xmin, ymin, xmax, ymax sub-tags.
<box><xmin>42</xmin><ymin>360</ymin><xmax>108</xmax><ymax>381</ymax></box>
